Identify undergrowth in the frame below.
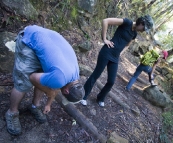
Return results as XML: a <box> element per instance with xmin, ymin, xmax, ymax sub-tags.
<box><xmin>160</xmin><ymin>110</ymin><xmax>173</xmax><ymax>143</ymax></box>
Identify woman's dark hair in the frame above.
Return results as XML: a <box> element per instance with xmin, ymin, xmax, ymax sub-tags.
<box><xmin>136</xmin><ymin>17</ymin><xmax>145</xmax><ymax>26</ymax></box>
<box><xmin>136</xmin><ymin>15</ymin><xmax>154</xmax><ymax>33</ymax></box>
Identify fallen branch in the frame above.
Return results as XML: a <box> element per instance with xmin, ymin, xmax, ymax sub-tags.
<box><xmin>55</xmin><ymin>93</ymin><xmax>107</xmax><ymax>143</ymax></box>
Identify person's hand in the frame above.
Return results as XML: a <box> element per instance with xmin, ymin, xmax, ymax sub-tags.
<box><xmin>43</xmin><ymin>105</ymin><xmax>51</xmax><ymax>114</ymax></box>
<box><xmin>104</xmin><ymin>39</ymin><xmax>114</xmax><ymax>48</ymax></box>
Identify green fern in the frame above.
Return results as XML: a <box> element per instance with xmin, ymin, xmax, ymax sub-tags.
<box><xmin>71</xmin><ymin>7</ymin><xmax>77</xmax><ymax>19</ymax></box>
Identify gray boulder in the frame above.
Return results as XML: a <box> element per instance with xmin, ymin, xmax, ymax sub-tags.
<box><xmin>142</xmin><ymin>86</ymin><xmax>173</xmax><ymax>108</ymax></box>
<box><xmin>78</xmin><ymin>41</ymin><xmax>92</xmax><ymax>52</ymax></box>
<box><xmin>0</xmin><ymin>32</ymin><xmax>16</xmax><ymax>73</ymax></box>
<box><xmin>79</xmin><ymin>63</ymin><xmax>92</xmax><ymax>77</ymax></box>
<box><xmin>1</xmin><ymin>0</ymin><xmax>38</xmax><ymax>19</ymax></box>
<box><xmin>78</xmin><ymin>0</ymin><xmax>97</xmax><ymax>13</ymax></box>
<box><xmin>107</xmin><ymin>131</ymin><xmax>129</xmax><ymax>143</ymax></box>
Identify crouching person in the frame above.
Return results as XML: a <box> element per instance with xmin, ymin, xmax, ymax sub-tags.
<box><xmin>5</xmin><ymin>25</ymin><xmax>85</xmax><ymax>135</ymax></box>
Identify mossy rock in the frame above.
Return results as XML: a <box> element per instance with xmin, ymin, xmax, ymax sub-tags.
<box><xmin>142</xmin><ymin>86</ymin><xmax>173</xmax><ymax>108</ymax></box>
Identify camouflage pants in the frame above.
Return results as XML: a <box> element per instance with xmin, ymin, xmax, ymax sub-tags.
<box><xmin>13</xmin><ymin>31</ymin><xmax>42</xmax><ymax>92</ymax></box>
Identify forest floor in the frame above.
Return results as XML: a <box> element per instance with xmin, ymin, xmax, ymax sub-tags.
<box><xmin>0</xmin><ymin>39</ymin><xmax>166</xmax><ymax>143</ymax></box>
<box><xmin>1</xmin><ymin>0</ymin><xmax>173</xmax><ymax>142</ymax></box>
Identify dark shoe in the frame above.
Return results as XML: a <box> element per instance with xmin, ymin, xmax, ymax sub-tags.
<box><xmin>28</xmin><ymin>105</ymin><xmax>47</xmax><ymax>123</ymax></box>
<box><xmin>5</xmin><ymin>111</ymin><xmax>21</xmax><ymax>135</ymax></box>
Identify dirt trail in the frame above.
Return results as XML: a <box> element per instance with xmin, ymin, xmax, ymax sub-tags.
<box><xmin>0</xmin><ymin>50</ymin><xmax>163</xmax><ymax>143</ymax></box>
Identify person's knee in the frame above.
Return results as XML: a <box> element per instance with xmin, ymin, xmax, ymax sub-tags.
<box><xmin>29</xmin><ymin>73</ymin><xmax>43</xmax><ymax>85</ymax></box>
<box><xmin>11</xmin><ymin>87</ymin><xmax>25</xmax><ymax>96</ymax></box>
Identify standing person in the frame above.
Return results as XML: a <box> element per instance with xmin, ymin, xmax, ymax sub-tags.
<box><xmin>80</xmin><ymin>15</ymin><xmax>154</xmax><ymax>107</ymax></box>
<box><xmin>125</xmin><ymin>49</ymin><xmax>168</xmax><ymax>91</ymax></box>
<box><xmin>5</xmin><ymin>25</ymin><xmax>85</xmax><ymax>135</ymax></box>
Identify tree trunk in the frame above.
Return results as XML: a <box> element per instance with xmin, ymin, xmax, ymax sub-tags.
<box><xmin>155</xmin><ymin>13</ymin><xmax>173</xmax><ymax>31</ymax></box>
<box><xmin>141</xmin><ymin>0</ymin><xmax>157</xmax><ymax>12</ymax></box>
<box><xmin>154</xmin><ymin>3</ymin><xmax>173</xmax><ymax>20</ymax></box>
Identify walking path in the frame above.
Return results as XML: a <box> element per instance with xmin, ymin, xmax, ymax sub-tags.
<box><xmin>0</xmin><ymin>53</ymin><xmax>162</xmax><ymax>143</ymax></box>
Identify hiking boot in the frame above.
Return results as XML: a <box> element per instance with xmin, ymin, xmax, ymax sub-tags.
<box><xmin>5</xmin><ymin>111</ymin><xmax>21</xmax><ymax>135</ymax></box>
<box><xmin>28</xmin><ymin>105</ymin><xmax>47</xmax><ymax>123</ymax></box>
<box><xmin>80</xmin><ymin>99</ymin><xmax>87</xmax><ymax>106</ymax></box>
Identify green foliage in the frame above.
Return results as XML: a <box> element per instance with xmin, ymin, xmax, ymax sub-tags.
<box><xmin>160</xmin><ymin>110</ymin><xmax>173</xmax><ymax>143</ymax></box>
<box><xmin>71</xmin><ymin>6</ymin><xmax>77</xmax><ymax>19</ymax></box>
<box><xmin>158</xmin><ymin>24</ymin><xmax>167</xmax><ymax>31</ymax></box>
<box><xmin>60</xmin><ymin>0</ymin><xmax>71</xmax><ymax>12</ymax></box>
<box><xmin>84</xmin><ymin>32</ymin><xmax>90</xmax><ymax>40</ymax></box>
<box><xmin>158</xmin><ymin>34</ymin><xmax>173</xmax><ymax>50</ymax></box>
<box><xmin>162</xmin><ymin>111</ymin><xmax>173</xmax><ymax>129</ymax></box>
<box><xmin>29</xmin><ymin>0</ymin><xmax>45</xmax><ymax>10</ymax></box>
<box><xmin>159</xmin><ymin>130</ymin><xmax>170</xmax><ymax>143</ymax></box>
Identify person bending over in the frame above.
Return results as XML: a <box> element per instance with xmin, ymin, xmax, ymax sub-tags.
<box><xmin>5</xmin><ymin>25</ymin><xmax>85</xmax><ymax>135</ymax></box>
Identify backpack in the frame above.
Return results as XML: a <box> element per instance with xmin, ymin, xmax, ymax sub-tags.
<box><xmin>140</xmin><ymin>49</ymin><xmax>159</xmax><ymax>66</ymax></box>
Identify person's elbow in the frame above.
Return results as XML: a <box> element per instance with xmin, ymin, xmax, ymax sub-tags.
<box><xmin>102</xmin><ymin>19</ymin><xmax>108</xmax><ymax>25</ymax></box>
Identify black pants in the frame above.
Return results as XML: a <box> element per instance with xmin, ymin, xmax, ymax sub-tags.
<box><xmin>83</xmin><ymin>53</ymin><xmax>118</xmax><ymax>102</ymax></box>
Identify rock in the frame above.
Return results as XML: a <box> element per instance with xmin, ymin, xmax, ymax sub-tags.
<box><xmin>0</xmin><ymin>32</ymin><xmax>17</xmax><ymax>44</ymax></box>
<box><xmin>155</xmin><ymin>66</ymin><xmax>162</xmax><ymax>73</ymax></box>
<box><xmin>5</xmin><ymin>41</ymin><xmax>16</xmax><ymax>52</ymax></box>
<box><xmin>131</xmin><ymin>106</ymin><xmax>140</xmax><ymax>116</ymax></box>
<box><xmin>165</xmin><ymin>73</ymin><xmax>172</xmax><ymax>80</ymax></box>
<box><xmin>139</xmin><ymin>45</ymin><xmax>148</xmax><ymax>54</ymax></box>
<box><xmin>0</xmin><ymin>118</ymin><xmax>6</xmax><ymax>129</ymax></box>
<box><xmin>130</xmin><ymin>42</ymin><xmax>139</xmax><ymax>53</ymax></box>
<box><xmin>0</xmin><ymin>32</ymin><xmax>17</xmax><ymax>73</ymax></box>
<box><xmin>90</xmin><ymin>109</ymin><xmax>96</xmax><ymax>116</ymax></box>
<box><xmin>107</xmin><ymin>131</ymin><xmax>129</xmax><ymax>143</ymax></box>
<box><xmin>142</xmin><ymin>86</ymin><xmax>173</xmax><ymax>108</ymax></box>
<box><xmin>161</xmin><ymin>68</ymin><xmax>169</xmax><ymax>75</ymax></box>
<box><xmin>78</xmin><ymin>41</ymin><xmax>92</xmax><ymax>52</ymax></box>
<box><xmin>138</xmin><ymin>41</ymin><xmax>150</xmax><ymax>47</ymax></box>
<box><xmin>78</xmin><ymin>0</ymin><xmax>97</xmax><ymax>14</ymax></box>
<box><xmin>1</xmin><ymin>0</ymin><xmax>38</xmax><ymax>20</ymax></box>
<box><xmin>0</xmin><ymin>86</ymin><xmax>6</xmax><ymax>93</ymax></box>
<box><xmin>77</xmin><ymin>16</ymin><xmax>91</xmax><ymax>39</ymax></box>
<box><xmin>79</xmin><ymin>64</ymin><xmax>92</xmax><ymax>77</ymax></box>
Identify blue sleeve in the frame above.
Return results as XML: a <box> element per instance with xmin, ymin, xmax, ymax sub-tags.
<box><xmin>40</xmin><ymin>70</ymin><xmax>66</xmax><ymax>89</ymax></box>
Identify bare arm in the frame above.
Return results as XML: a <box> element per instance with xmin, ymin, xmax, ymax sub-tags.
<box><xmin>29</xmin><ymin>73</ymin><xmax>59</xmax><ymax>114</ymax></box>
<box><xmin>102</xmin><ymin>18</ymin><xmax>124</xmax><ymax>48</ymax></box>
<box><xmin>43</xmin><ymin>89</ymin><xmax>59</xmax><ymax>114</ymax></box>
